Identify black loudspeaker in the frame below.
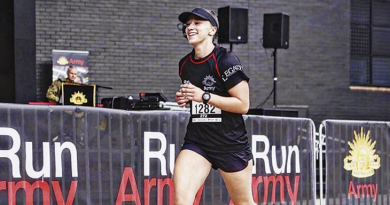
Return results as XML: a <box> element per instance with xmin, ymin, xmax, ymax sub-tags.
<box><xmin>263</xmin><ymin>13</ymin><xmax>289</xmax><ymax>49</ymax></box>
<box><xmin>218</xmin><ymin>6</ymin><xmax>248</xmax><ymax>44</ymax></box>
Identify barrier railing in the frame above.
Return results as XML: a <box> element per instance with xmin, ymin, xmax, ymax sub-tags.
<box><xmin>319</xmin><ymin>120</ymin><xmax>390</xmax><ymax>205</ymax></box>
<box><xmin>0</xmin><ymin>103</ymin><xmax>316</xmax><ymax>204</ymax></box>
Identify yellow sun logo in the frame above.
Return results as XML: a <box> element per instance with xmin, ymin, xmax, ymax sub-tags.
<box><xmin>69</xmin><ymin>91</ymin><xmax>88</xmax><ymax>105</ymax></box>
<box><xmin>57</xmin><ymin>56</ymin><xmax>69</xmax><ymax>65</ymax></box>
<box><xmin>343</xmin><ymin>127</ymin><xmax>381</xmax><ymax>178</ymax></box>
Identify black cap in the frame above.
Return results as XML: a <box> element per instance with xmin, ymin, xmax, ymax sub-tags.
<box><xmin>178</xmin><ymin>8</ymin><xmax>218</xmax><ymax>29</ymax></box>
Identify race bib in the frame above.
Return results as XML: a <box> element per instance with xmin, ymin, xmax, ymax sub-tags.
<box><xmin>191</xmin><ymin>101</ymin><xmax>222</xmax><ymax>122</ymax></box>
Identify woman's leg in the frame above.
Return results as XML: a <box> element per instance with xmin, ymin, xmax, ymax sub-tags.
<box><xmin>220</xmin><ymin>159</ymin><xmax>256</xmax><ymax>205</ymax></box>
<box><xmin>173</xmin><ymin>149</ymin><xmax>212</xmax><ymax>205</ymax></box>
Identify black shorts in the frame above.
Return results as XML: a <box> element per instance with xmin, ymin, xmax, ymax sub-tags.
<box><xmin>181</xmin><ymin>141</ymin><xmax>253</xmax><ymax>172</ymax></box>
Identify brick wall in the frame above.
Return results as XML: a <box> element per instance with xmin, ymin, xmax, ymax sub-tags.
<box><xmin>36</xmin><ymin>0</ymin><xmax>390</xmax><ymax>125</ymax></box>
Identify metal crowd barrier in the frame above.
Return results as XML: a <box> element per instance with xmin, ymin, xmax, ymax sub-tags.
<box><xmin>0</xmin><ymin>103</ymin><xmax>316</xmax><ymax>205</ymax></box>
<box><xmin>319</xmin><ymin>120</ymin><xmax>390</xmax><ymax>205</ymax></box>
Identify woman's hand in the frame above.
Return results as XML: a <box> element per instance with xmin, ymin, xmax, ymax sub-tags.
<box><xmin>180</xmin><ymin>83</ymin><xmax>204</xmax><ymax>103</ymax></box>
<box><xmin>175</xmin><ymin>90</ymin><xmax>189</xmax><ymax>107</ymax></box>
<box><xmin>177</xmin><ymin>80</ymin><xmax>249</xmax><ymax>114</ymax></box>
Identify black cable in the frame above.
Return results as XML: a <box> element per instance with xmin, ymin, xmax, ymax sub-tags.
<box><xmin>254</xmin><ymin>38</ymin><xmax>275</xmax><ymax>109</ymax></box>
<box><xmin>256</xmin><ymin>87</ymin><xmax>274</xmax><ymax>109</ymax></box>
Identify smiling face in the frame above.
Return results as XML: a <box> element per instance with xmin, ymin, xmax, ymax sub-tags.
<box><xmin>185</xmin><ymin>15</ymin><xmax>217</xmax><ymax>47</ymax></box>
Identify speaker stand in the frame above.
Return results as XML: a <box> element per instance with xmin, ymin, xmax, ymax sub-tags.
<box><xmin>272</xmin><ymin>48</ymin><xmax>277</xmax><ymax>108</ymax></box>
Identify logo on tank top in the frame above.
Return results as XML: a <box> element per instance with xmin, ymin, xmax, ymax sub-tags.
<box><xmin>202</xmin><ymin>75</ymin><xmax>216</xmax><ymax>91</ymax></box>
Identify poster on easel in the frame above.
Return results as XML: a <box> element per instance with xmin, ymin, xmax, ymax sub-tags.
<box><xmin>52</xmin><ymin>50</ymin><xmax>90</xmax><ymax>84</ymax></box>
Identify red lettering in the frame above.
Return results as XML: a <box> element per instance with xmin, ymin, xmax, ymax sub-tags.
<box><xmin>52</xmin><ymin>181</ymin><xmax>78</xmax><ymax>205</ymax></box>
<box><xmin>357</xmin><ymin>184</ymin><xmax>369</xmax><ymax>198</ymax></box>
<box><xmin>252</xmin><ymin>176</ymin><xmax>263</xmax><ymax>204</ymax></box>
<box><xmin>69</xmin><ymin>58</ymin><xmax>85</xmax><ymax>66</ymax></box>
<box><xmin>373</xmin><ymin>184</ymin><xmax>378</xmax><ymax>202</ymax></box>
<box><xmin>0</xmin><ymin>180</ymin><xmax>78</xmax><ymax>204</ymax></box>
<box><xmin>348</xmin><ymin>181</ymin><xmax>380</xmax><ymax>202</ymax></box>
<box><xmin>348</xmin><ymin>181</ymin><xmax>378</xmax><ymax>202</ymax></box>
<box><xmin>8</xmin><ymin>181</ymin><xmax>50</xmax><ymax>205</ymax></box>
<box><xmin>228</xmin><ymin>175</ymin><xmax>299</xmax><ymax>205</ymax></box>
<box><xmin>263</xmin><ymin>175</ymin><xmax>285</xmax><ymax>204</ymax></box>
<box><xmin>348</xmin><ymin>181</ymin><xmax>357</xmax><ymax>200</ymax></box>
<box><xmin>144</xmin><ymin>178</ymin><xmax>157</xmax><ymax>205</ymax></box>
<box><xmin>0</xmin><ymin>181</ymin><xmax>6</xmax><ymax>191</ymax></box>
<box><xmin>157</xmin><ymin>178</ymin><xmax>174</xmax><ymax>205</ymax></box>
<box><xmin>285</xmin><ymin>175</ymin><xmax>300</xmax><ymax>205</ymax></box>
<box><xmin>193</xmin><ymin>184</ymin><xmax>204</xmax><ymax>205</ymax></box>
<box><xmin>115</xmin><ymin>167</ymin><xmax>141</xmax><ymax>205</ymax></box>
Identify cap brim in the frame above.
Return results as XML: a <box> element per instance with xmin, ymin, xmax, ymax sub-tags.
<box><xmin>178</xmin><ymin>12</ymin><xmax>209</xmax><ymax>24</ymax></box>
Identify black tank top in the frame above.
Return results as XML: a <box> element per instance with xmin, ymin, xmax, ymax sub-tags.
<box><xmin>179</xmin><ymin>45</ymin><xmax>250</xmax><ymax>153</ymax></box>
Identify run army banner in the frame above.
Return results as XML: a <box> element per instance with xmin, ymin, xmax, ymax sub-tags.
<box><xmin>0</xmin><ymin>103</ymin><xmax>315</xmax><ymax>205</ymax></box>
<box><xmin>245</xmin><ymin>115</ymin><xmax>316</xmax><ymax>205</ymax></box>
<box><xmin>324</xmin><ymin>120</ymin><xmax>390</xmax><ymax>205</ymax></box>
